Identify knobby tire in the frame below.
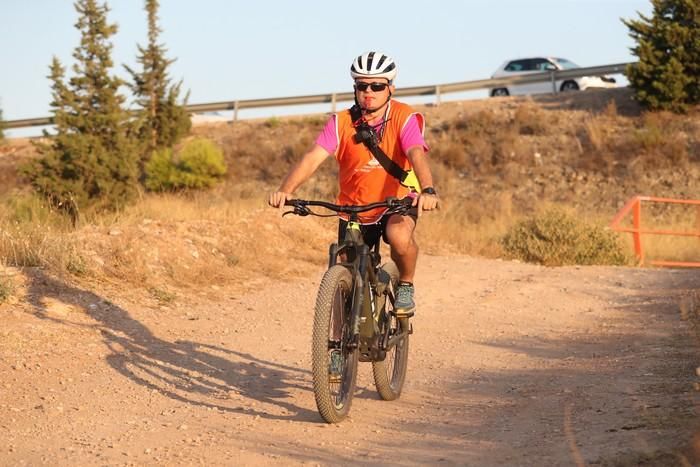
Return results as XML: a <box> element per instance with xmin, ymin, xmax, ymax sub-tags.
<box><xmin>311</xmin><ymin>265</ymin><xmax>358</xmax><ymax>423</ymax></box>
<box><xmin>372</xmin><ymin>261</ymin><xmax>410</xmax><ymax>400</ymax></box>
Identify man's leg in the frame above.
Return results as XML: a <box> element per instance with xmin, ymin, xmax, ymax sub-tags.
<box><xmin>385</xmin><ymin>215</ymin><xmax>418</xmax><ymax>316</ymax></box>
<box><xmin>385</xmin><ymin>215</ymin><xmax>418</xmax><ymax>282</ymax></box>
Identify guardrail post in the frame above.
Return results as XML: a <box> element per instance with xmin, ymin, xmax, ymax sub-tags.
<box><xmin>435</xmin><ymin>86</ymin><xmax>441</xmax><ymax>106</ymax></box>
<box><xmin>633</xmin><ymin>199</ymin><xmax>643</xmax><ymax>264</ymax></box>
<box><xmin>233</xmin><ymin>101</ymin><xmax>239</xmax><ymax>122</ymax></box>
<box><xmin>331</xmin><ymin>93</ymin><xmax>336</xmax><ymax>113</ymax></box>
<box><xmin>550</xmin><ymin>71</ymin><xmax>556</xmax><ymax>94</ymax></box>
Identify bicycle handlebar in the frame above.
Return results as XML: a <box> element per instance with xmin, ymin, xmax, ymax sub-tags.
<box><xmin>283</xmin><ymin>196</ymin><xmax>414</xmax><ymax>218</ymax></box>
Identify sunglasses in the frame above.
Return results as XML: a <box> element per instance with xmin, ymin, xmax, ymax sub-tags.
<box><xmin>354</xmin><ymin>82</ymin><xmax>389</xmax><ymax>92</ymax></box>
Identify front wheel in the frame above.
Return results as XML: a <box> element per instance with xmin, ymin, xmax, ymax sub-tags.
<box><xmin>372</xmin><ymin>262</ymin><xmax>410</xmax><ymax>400</ymax></box>
<box><xmin>560</xmin><ymin>80</ymin><xmax>579</xmax><ymax>92</ymax></box>
<box><xmin>311</xmin><ymin>265</ymin><xmax>358</xmax><ymax>423</ymax></box>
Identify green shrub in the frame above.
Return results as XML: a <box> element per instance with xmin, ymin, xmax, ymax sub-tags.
<box><xmin>501</xmin><ymin>209</ymin><xmax>629</xmax><ymax>266</ymax></box>
<box><xmin>265</xmin><ymin>117</ymin><xmax>281</xmax><ymax>128</ymax></box>
<box><xmin>149</xmin><ymin>287</ymin><xmax>176</xmax><ymax>304</ymax></box>
<box><xmin>66</xmin><ymin>253</ymin><xmax>88</xmax><ymax>276</ymax></box>
<box><xmin>0</xmin><ymin>274</ymin><xmax>14</xmax><ymax>304</ymax></box>
<box><xmin>145</xmin><ymin>138</ymin><xmax>227</xmax><ymax>191</ymax></box>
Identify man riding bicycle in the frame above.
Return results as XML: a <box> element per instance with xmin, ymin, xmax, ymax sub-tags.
<box><xmin>268</xmin><ymin>51</ymin><xmax>439</xmax><ymax>317</ymax></box>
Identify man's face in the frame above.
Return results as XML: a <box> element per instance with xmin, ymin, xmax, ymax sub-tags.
<box><xmin>354</xmin><ymin>78</ymin><xmax>393</xmax><ymax>110</ymax></box>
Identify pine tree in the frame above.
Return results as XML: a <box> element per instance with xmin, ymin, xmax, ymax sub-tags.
<box><xmin>26</xmin><ymin>0</ymin><xmax>139</xmax><ymax>218</ymax></box>
<box><xmin>125</xmin><ymin>0</ymin><xmax>190</xmax><ymax>156</ymax></box>
<box><xmin>623</xmin><ymin>0</ymin><xmax>700</xmax><ymax>112</ymax></box>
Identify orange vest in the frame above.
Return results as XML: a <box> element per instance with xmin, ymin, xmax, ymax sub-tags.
<box><xmin>334</xmin><ymin>100</ymin><xmax>425</xmax><ymax>224</ymax></box>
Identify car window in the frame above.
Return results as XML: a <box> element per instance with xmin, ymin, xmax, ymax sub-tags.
<box><xmin>504</xmin><ymin>60</ymin><xmax>527</xmax><ymax>72</ymax></box>
<box><xmin>531</xmin><ymin>58</ymin><xmax>553</xmax><ymax>71</ymax></box>
<box><xmin>553</xmin><ymin>58</ymin><xmax>579</xmax><ymax>69</ymax></box>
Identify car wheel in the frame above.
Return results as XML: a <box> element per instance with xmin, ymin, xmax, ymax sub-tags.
<box><xmin>560</xmin><ymin>81</ymin><xmax>579</xmax><ymax>92</ymax></box>
<box><xmin>491</xmin><ymin>88</ymin><xmax>509</xmax><ymax>97</ymax></box>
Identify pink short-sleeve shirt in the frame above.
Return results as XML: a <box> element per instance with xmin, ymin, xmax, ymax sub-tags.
<box><xmin>315</xmin><ymin>114</ymin><xmax>428</xmax><ymax>156</ymax></box>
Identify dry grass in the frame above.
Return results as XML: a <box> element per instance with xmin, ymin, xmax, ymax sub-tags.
<box><xmin>0</xmin><ymin>187</ymin><xmax>338</xmax><ymax>298</ymax></box>
<box><xmin>0</xmin><ymin>273</ymin><xmax>14</xmax><ymax>304</ymax></box>
<box><xmin>0</xmin><ymin>196</ymin><xmax>86</xmax><ymax>276</ymax></box>
<box><xmin>583</xmin><ymin>117</ymin><xmax>607</xmax><ymax>152</ymax></box>
<box><xmin>0</xmin><ymin>182</ymin><xmax>695</xmax><ymax>295</ymax></box>
<box><xmin>512</xmin><ymin>100</ymin><xmax>550</xmax><ymax>136</ymax></box>
<box><xmin>641</xmin><ymin>236</ymin><xmax>700</xmax><ymax>264</ymax></box>
<box><xmin>618</xmin><ymin>201</ymin><xmax>700</xmax><ymax>264</ymax></box>
<box><xmin>0</xmin><ymin>90</ymin><xmax>698</xmax><ymax>292</ymax></box>
<box><xmin>419</xmin><ymin>192</ymin><xmax>513</xmax><ymax>257</ymax></box>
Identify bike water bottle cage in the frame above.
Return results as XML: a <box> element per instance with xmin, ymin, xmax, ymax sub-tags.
<box><xmin>349</xmin><ymin>105</ymin><xmax>422</xmax><ymax>193</ymax></box>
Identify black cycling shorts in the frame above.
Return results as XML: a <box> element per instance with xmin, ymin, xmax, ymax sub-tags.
<box><xmin>337</xmin><ymin>208</ymin><xmax>418</xmax><ymax>249</ymax></box>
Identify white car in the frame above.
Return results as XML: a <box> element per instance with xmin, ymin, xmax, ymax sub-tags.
<box><xmin>489</xmin><ymin>57</ymin><xmax>616</xmax><ymax>97</ymax></box>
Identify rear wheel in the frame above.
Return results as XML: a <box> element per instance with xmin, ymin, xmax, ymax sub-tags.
<box><xmin>491</xmin><ymin>88</ymin><xmax>509</xmax><ymax>97</ymax></box>
<box><xmin>311</xmin><ymin>265</ymin><xmax>358</xmax><ymax>423</ymax></box>
<box><xmin>372</xmin><ymin>262</ymin><xmax>410</xmax><ymax>400</ymax></box>
<box><xmin>560</xmin><ymin>80</ymin><xmax>579</xmax><ymax>92</ymax></box>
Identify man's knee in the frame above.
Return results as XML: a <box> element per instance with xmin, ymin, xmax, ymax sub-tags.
<box><xmin>387</xmin><ymin>231</ymin><xmax>416</xmax><ymax>256</ymax></box>
<box><xmin>386</xmin><ymin>218</ymin><xmax>416</xmax><ymax>254</ymax></box>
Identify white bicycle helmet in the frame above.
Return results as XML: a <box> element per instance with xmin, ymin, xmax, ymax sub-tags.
<box><xmin>350</xmin><ymin>51</ymin><xmax>397</xmax><ymax>82</ymax></box>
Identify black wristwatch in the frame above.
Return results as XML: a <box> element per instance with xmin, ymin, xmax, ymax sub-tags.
<box><xmin>422</xmin><ymin>187</ymin><xmax>437</xmax><ymax>195</ymax></box>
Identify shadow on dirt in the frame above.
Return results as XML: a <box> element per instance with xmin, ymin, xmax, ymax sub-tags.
<box><xmin>236</xmin><ymin>322</ymin><xmax>700</xmax><ymax>466</ymax></box>
<box><xmin>326</xmin><ymin>338</ymin><xmax>698</xmax><ymax>465</ymax></box>
<box><xmin>377</xmin><ymin>271</ymin><xmax>699</xmax><ymax>466</ymax></box>
<box><xmin>23</xmin><ymin>268</ymin><xmax>320</xmax><ymax>423</ymax></box>
<box><xmin>272</xmin><ymin>268</ymin><xmax>700</xmax><ymax>466</ymax></box>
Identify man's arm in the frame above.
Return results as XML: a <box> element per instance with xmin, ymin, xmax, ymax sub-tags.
<box><xmin>406</xmin><ymin>146</ymin><xmax>439</xmax><ymax>216</ymax></box>
<box><xmin>268</xmin><ymin>144</ymin><xmax>329</xmax><ymax>209</ymax></box>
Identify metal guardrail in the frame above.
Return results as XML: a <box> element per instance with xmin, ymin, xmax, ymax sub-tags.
<box><xmin>1</xmin><ymin>62</ymin><xmax>633</xmax><ymax>130</ymax></box>
<box><xmin>610</xmin><ymin>195</ymin><xmax>700</xmax><ymax>268</ymax></box>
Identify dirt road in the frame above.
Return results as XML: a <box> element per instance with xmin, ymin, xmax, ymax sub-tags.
<box><xmin>1</xmin><ymin>255</ymin><xmax>699</xmax><ymax>466</ymax></box>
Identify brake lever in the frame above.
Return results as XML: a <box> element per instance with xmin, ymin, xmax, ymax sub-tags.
<box><xmin>283</xmin><ymin>204</ymin><xmax>312</xmax><ymax>217</ymax></box>
<box><xmin>386</xmin><ymin>196</ymin><xmax>415</xmax><ymax>216</ymax></box>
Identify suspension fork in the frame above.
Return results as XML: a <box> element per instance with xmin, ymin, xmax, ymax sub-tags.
<box><xmin>350</xmin><ymin>243</ymin><xmax>370</xmax><ymax>339</ymax></box>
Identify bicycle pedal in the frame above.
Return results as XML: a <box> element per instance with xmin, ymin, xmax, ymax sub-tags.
<box><xmin>392</xmin><ymin>309</ymin><xmax>415</xmax><ymax>318</ymax></box>
<box><xmin>328</xmin><ymin>374</ymin><xmax>342</xmax><ymax>384</ymax></box>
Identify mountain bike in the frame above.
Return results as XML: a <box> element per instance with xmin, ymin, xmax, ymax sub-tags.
<box><xmin>284</xmin><ymin>197</ymin><xmax>413</xmax><ymax>423</ymax></box>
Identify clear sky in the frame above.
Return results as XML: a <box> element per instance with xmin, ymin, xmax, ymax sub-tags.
<box><xmin>1</xmin><ymin>0</ymin><xmax>651</xmax><ymax>136</ymax></box>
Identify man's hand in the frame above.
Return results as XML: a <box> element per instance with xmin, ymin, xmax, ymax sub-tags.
<box><xmin>415</xmin><ymin>192</ymin><xmax>440</xmax><ymax>217</ymax></box>
<box><xmin>268</xmin><ymin>191</ymin><xmax>292</xmax><ymax>209</ymax></box>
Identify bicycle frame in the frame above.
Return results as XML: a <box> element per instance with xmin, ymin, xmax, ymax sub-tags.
<box><xmin>284</xmin><ymin>196</ymin><xmax>414</xmax><ymax>421</ymax></box>
<box><xmin>328</xmin><ymin>217</ymin><xmax>396</xmax><ymax>362</ymax></box>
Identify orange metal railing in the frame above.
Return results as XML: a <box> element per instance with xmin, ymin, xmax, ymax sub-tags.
<box><xmin>610</xmin><ymin>196</ymin><xmax>700</xmax><ymax>267</ymax></box>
